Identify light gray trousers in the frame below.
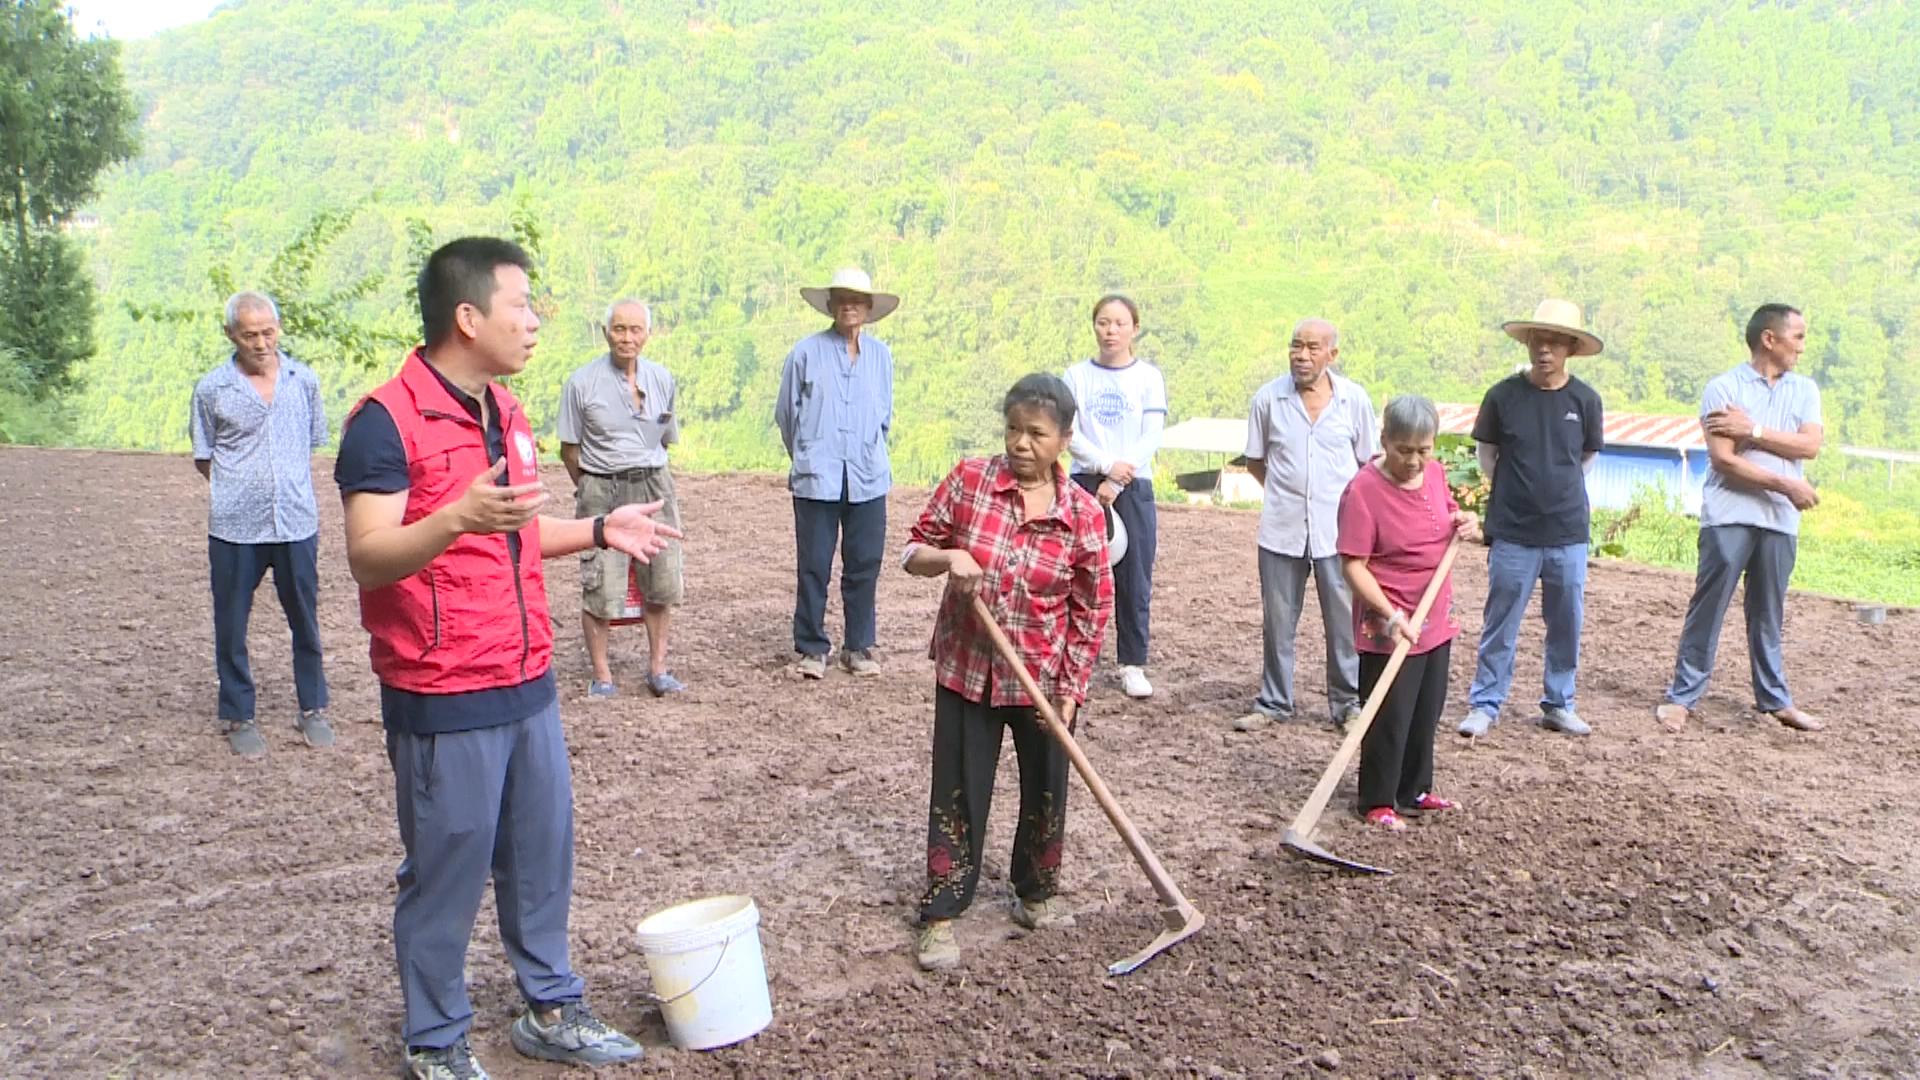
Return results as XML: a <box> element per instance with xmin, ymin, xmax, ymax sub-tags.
<box><xmin>387</xmin><ymin>700</ymin><xmax>585</xmax><ymax>1050</ymax></box>
<box><xmin>1254</xmin><ymin>549</ymin><xmax>1361</xmax><ymax>722</ymax></box>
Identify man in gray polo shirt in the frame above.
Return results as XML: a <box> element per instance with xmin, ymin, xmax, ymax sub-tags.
<box><xmin>1234</xmin><ymin>318</ymin><xmax>1378</xmax><ymax>734</ymax></box>
<box><xmin>189</xmin><ymin>290</ymin><xmax>333</xmax><ymax>757</ymax></box>
<box><xmin>558</xmin><ymin>299</ymin><xmax>687</xmax><ymax>698</ymax></box>
<box><xmin>1656</xmin><ymin>303</ymin><xmax>1824</xmax><ymax>733</ymax></box>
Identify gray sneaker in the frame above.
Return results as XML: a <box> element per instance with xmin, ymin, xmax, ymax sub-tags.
<box><xmin>1541</xmin><ymin>706</ymin><xmax>1592</xmax><ymax>736</ymax></box>
<box><xmin>841</xmin><ymin>647</ymin><xmax>881</xmax><ymax>677</ymax></box>
<box><xmin>509</xmin><ymin>1002</ymin><xmax>643</xmax><ymax>1067</ymax></box>
<box><xmin>296</xmin><ymin>709</ymin><xmax>335</xmax><ymax>748</ymax></box>
<box><xmin>224</xmin><ymin>719</ymin><xmax>266</xmax><ymax>757</ymax></box>
<box><xmin>1456</xmin><ymin>707</ymin><xmax>1496</xmax><ymax>738</ymax></box>
<box><xmin>587</xmin><ymin>680</ymin><xmax>618</xmax><ymax>699</ymax></box>
<box><xmin>794</xmin><ymin>653</ymin><xmax>829</xmax><ymax>680</ymax></box>
<box><xmin>1334</xmin><ymin>703</ymin><xmax>1363</xmax><ymax>734</ymax></box>
<box><xmin>406</xmin><ymin>1036</ymin><xmax>490</xmax><ymax>1080</ymax></box>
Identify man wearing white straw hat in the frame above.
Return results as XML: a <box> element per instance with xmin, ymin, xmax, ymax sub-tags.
<box><xmin>775</xmin><ymin>267</ymin><xmax>898</xmax><ymax>679</ymax></box>
<box><xmin>1458</xmin><ymin>299</ymin><xmax>1606</xmax><ymax>739</ymax></box>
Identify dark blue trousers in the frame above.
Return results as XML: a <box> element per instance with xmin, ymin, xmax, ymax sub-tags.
<box><xmin>387</xmin><ymin>701</ymin><xmax>585</xmax><ymax>1050</ymax></box>
<box><xmin>792</xmin><ymin>487</ymin><xmax>887</xmax><ymax>657</ymax></box>
<box><xmin>1073</xmin><ymin>475</ymin><xmax>1157</xmax><ymax>666</ymax></box>
<box><xmin>209</xmin><ymin>534</ymin><xmax>328</xmax><ymax>722</ymax></box>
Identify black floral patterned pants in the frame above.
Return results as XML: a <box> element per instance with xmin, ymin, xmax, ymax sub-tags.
<box><xmin>919</xmin><ymin>684</ymin><xmax>1070</xmax><ymax>922</ymax></box>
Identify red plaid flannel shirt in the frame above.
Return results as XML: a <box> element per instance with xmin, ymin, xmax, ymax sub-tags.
<box><xmin>905</xmin><ymin>455</ymin><xmax>1114</xmax><ymax>707</ymax></box>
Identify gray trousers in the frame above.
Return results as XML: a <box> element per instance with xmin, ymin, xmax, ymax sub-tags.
<box><xmin>387</xmin><ymin>700</ymin><xmax>585</xmax><ymax>1050</ymax></box>
<box><xmin>1664</xmin><ymin>525</ymin><xmax>1797</xmax><ymax>712</ymax></box>
<box><xmin>1255</xmin><ymin>549</ymin><xmax>1360</xmax><ymax>722</ymax></box>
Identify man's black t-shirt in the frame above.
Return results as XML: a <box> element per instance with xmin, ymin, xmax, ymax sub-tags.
<box><xmin>334</xmin><ymin>364</ymin><xmax>557</xmax><ymax>735</ymax></box>
<box><xmin>1473</xmin><ymin>373</ymin><xmax>1605</xmax><ymax>547</ymax></box>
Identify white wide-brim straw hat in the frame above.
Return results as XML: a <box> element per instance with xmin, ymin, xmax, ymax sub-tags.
<box><xmin>1501</xmin><ymin>298</ymin><xmax>1603</xmax><ymax>356</ymax></box>
<box><xmin>1104</xmin><ymin>504</ymin><xmax>1129</xmax><ymax>567</ymax></box>
<box><xmin>800</xmin><ymin>267</ymin><xmax>900</xmax><ymax>323</ymax></box>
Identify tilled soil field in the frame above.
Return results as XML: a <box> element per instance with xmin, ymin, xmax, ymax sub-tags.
<box><xmin>2</xmin><ymin>446</ymin><xmax>1917</xmax><ymax>1078</ymax></box>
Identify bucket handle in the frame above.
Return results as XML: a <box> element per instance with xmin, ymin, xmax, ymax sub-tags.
<box><xmin>639</xmin><ymin>931</ymin><xmax>739</xmax><ymax>1008</ymax></box>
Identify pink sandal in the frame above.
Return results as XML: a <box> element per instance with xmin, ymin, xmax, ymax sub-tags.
<box><xmin>1364</xmin><ymin>806</ymin><xmax>1407</xmax><ymax>831</ymax></box>
<box><xmin>1409</xmin><ymin>792</ymin><xmax>1459</xmax><ymax>812</ymax></box>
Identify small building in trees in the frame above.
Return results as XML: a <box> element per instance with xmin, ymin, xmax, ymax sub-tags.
<box><xmin>1435</xmin><ymin>403</ymin><xmax>1709</xmax><ymax>515</ymax></box>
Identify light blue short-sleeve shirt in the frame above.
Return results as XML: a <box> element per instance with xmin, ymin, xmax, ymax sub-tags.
<box><xmin>1245</xmin><ymin>371</ymin><xmax>1379</xmax><ymax>559</ymax></box>
<box><xmin>1698</xmin><ymin>363</ymin><xmax>1822</xmax><ymax>536</ymax></box>
<box><xmin>189</xmin><ymin>354</ymin><xmax>327</xmax><ymax>544</ymax></box>
<box><xmin>773</xmin><ymin>330</ymin><xmax>894</xmax><ymax>503</ymax></box>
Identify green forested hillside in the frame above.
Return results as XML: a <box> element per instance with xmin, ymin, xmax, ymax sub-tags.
<box><xmin>65</xmin><ymin>0</ymin><xmax>1920</xmax><ymax>483</ymax></box>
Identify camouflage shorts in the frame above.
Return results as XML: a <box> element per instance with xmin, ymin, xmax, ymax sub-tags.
<box><xmin>575</xmin><ymin>468</ymin><xmax>685</xmax><ymax>617</ymax></box>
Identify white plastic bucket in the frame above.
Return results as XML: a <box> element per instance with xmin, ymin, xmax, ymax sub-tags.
<box><xmin>634</xmin><ymin>894</ymin><xmax>772</xmax><ymax>1050</ymax></box>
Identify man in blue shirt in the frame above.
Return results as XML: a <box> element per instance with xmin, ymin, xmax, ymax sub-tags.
<box><xmin>189</xmin><ymin>291</ymin><xmax>332</xmax><ymax>757</ymax></box>
<box><xmin>1656</xmin><ymin>304</ymin><xmax>1825</xmax><ymax>733</ymax></box>
<box><xmin>775</xmin><ymin>267</ymin><xmax>897</xmax><ymax>679</ymax></box>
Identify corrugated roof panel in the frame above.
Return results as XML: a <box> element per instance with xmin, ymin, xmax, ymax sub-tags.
<box><xmin>1435</xmin><ymin>403</ymin><xmax>1704</xmax><ymax>451</ymax></box>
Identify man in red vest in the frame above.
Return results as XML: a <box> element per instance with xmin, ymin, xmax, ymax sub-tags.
<box><xmin>335</xmin><ymin>237</ymin><xmax>679</xmax><ymax>1079</ymax></box>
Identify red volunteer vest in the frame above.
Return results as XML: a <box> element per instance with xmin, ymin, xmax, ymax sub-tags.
<box><xmin>352</xmin><ymin>348</ymin><xmax>553</xmax><ymax>693</ymax></box>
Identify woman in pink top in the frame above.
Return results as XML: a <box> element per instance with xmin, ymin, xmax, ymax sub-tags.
<box><xmin>1336</xmin><ymin>395</ymin><xmax>1480</xmax><ymax>831</ymax></box>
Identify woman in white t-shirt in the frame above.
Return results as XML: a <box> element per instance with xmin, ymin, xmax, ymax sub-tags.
<box><xmin>1062</xmin><ymin>295</ymin><xmax>1168</xmax><ymax>699</ymax></box>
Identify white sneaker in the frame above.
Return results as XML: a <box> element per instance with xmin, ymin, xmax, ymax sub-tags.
<box><xmin>1119</xmin><ymin>666</ymin><xmax>1153</xmax><ymax>699</ymax></box>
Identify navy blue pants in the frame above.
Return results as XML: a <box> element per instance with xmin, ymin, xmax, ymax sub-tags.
<box><xmin>1073</xmin><ymin>475</ymin><xmax>1156</xmax><ymax>666</ymax></box>
<box><xmin>209</xmin><ymin>534</ymin><xmax>329</xmax><ymax>722</ymax></box>
<box><xmin>792</xmin><ymin>489</ymin><xmax>887</xmax><ymax>657</ymax></box>
<box><xmin>387</xmin><ymin>700</ymin><xmax>585</xmax><ymax>1050</ymax></box>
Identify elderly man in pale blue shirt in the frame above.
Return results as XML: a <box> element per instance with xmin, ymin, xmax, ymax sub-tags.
<box><xmin>189</xmin><ymin>291</ymin><xmax>332</xmax><ymax>757</ymax></box>
<box><xmin>1656</xmin><ymin>303</ymin><xmax>1825</xmax><ymax>734</ymax></box>
<box><xmin>774</xmin><ymin>268</ymin><xmax>897</xmax><ymax>679</ymax></box>
<box><xmin>1234</xmin><ymin>319</ymin><xmax>1378</xmax><ymax>734</ymax></box>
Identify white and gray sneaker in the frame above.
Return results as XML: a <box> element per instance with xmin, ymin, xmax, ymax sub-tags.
<box><xmin>1457</xmin><ymin>707</ymin><xmax>1497</xmax><ymax>738</ymax></box>
<box><xmin>510</xmin><ymin>1002</ymin><xmax>643</xmax><ymax>1067</ymax></box>
<box><xmin>1541</xmin><ymin>706</ymin><xmax>1592</xmax><ymax>736</ymax></box>
<box><xmin>406</xmin><ymin>1037</ymin><xmax>489</xmax><ymax>1080</ymax></box>
<box><xmin>1119</xmin><ymin>665</ymin><xmax>1153</xmax><ymax>699</ymax></box>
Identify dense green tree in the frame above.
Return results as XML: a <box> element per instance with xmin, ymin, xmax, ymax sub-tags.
<box><xmin>0</xmin><ymin>0</ymin><xmax>137</xmax><ymax>401</ymax></box>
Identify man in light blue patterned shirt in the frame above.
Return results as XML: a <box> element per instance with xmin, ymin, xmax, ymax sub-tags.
<box><xmin>1656</xmin><ymin>303</ymin><xmax>1824</xmax><ymax>734</ymax></box>
<box><xmin>774</xmin><ymin>267</ymin><xmax>896</xmax><ymax>679</ymax></box>
<box><xmin>189</xmin><ymin>291</ymin><xmax>333</xmax><ymax>756</ymax></box>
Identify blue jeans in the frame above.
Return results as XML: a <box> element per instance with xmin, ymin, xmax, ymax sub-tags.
<box><xmin>1663</xmin><ymin>525</ymin><xmax>1796</xmax><ymax>712</ymax></box>
<box><xmin>1467</xmin><ymin>540</ymin><xmax>1587</xmax><ymax>715</ymax></box>
<box><xmin>209</xmin><ymin>535</ymin><xmax>329</xmax><ymax>722</ymax></box>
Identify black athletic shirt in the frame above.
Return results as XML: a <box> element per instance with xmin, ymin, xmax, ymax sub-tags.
<box><xmin>1472</xmin><ymin>373</ymin><xmax>1605</xmax><ymax>547</ymax></box>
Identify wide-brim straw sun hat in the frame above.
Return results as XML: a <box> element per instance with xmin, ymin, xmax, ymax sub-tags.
<box><xmin>1501</xmin><ymin>298</ymin><xmax>1603</xmax><ymax>356</ymax></box>
<box><xmin>800</xmin><ymin>267</ymin><xmax>900</xmax><ymax>323</ymax></box>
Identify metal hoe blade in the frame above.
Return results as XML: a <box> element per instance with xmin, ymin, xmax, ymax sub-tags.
<box><xmin>1283</xmin><ymin>828</ymin><xmax>1393</xmax><ymax>877</ymax></box>
<box><xmin>1106</xmin><ymin>902</ymin><xmax>1206</xmax><ymax>976</ymax></box>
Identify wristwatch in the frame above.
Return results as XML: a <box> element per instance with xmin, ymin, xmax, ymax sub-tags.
<box><xmin>592</xmin><ymin>515</ymin><xmax>609</xmax><ymax>550</ymax></box>
<box><xmin>1751</xmin><ymin>422</ymin><xmax>1764</xmax><ymax>441</ymax></box>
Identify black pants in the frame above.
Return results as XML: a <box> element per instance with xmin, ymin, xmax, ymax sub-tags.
<box><xmin>209</xmin><ymin>534</ymin><xmax>329</xmax><ymax>723</ymax></box>
<box><xmin>920</xmin><ymin>685</ymin><xmax>1069</xmax><ymax>921</ymax></box>
<box><xmin>1072</xmin><ymin>475</ymin><xmax>1156</xmax><ymax>665</ymax></box>
<box><xmin>790</xmin><ymin>482</ymin><xmax>886</xmax><ymax>657</ymax></box>
<box><xmin>1357</xmin><ymin>641</ymin><xmax>1451</xmax><ymax>813</ymax></box>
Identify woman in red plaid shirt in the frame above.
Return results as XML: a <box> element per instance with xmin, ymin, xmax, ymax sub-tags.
<box><xmin>902</xmin><ymin>373</ymin><xmax>1115</xmax><ymax>971</ymax></box>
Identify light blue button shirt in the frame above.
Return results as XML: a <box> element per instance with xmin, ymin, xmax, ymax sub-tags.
<box><xmin>774</xmin><ymin>330</ymin><xmax>894</xmax><ymax>502</ymax></box>
<box><xmin>1245</xmin><ymin>371</ymin><xmax>1379</xmax><ymax>558</ymax></box>
<box><xmin>189</xmin><ymin>354</ymin><xmax>327</xmax><ymax>544</ymax></box>
<box><xmin>1699</xmin><ymin>363</ymin><xmax>1822</xmax><ymax>536</ymax></box>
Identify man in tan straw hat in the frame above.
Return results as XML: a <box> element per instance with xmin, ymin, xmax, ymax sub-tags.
<box><xmin>1457</xmin><ymin>298</ymin><xmax>1606</xmax><ymax>739</ymax></box>
<box><xmin>775</xmin><ymin>267</ymin><xmax>899</xmax><ymax>679</ymax></box>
